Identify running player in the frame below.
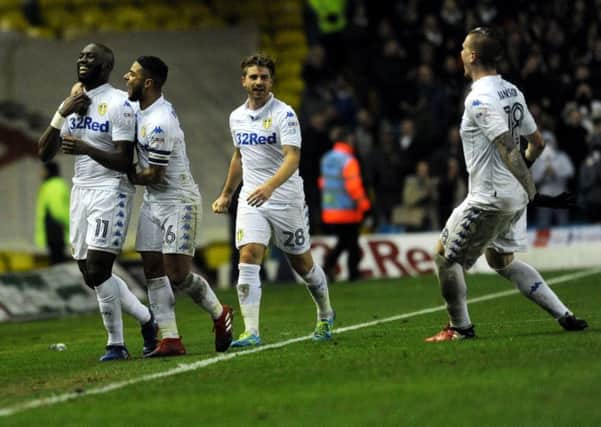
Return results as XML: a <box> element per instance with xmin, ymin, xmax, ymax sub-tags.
<box><xmin>212</xmin><ymin>54</ymin><xmax>335</xmax><ymax>347</ymax></box>
<box><xmin>426</xmin><ymin>27</ymin><xmax>587</xmax><ymax>342</ymax></box>
<box><xmin>124</xmin><ymin>56</ymin><xmax>233</xmax><ymax>356</ymax></box>
<box><xmin>38</xmin><ymin>43</ymin><xmax>158</xmax><ymax>360</ymax></box>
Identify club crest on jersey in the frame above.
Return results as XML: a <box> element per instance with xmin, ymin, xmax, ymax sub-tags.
<box><xmin>262</xmin><ymin>118</ymin><xmax>272</xmax><ymax>129</ymax></box>
<box><xmin>98</xmin><ymin>103</ymin><xmax>108</xmax><ymax>116</ymax></box>
<box><xmin>141</xmin><ymin>126</ymin><xmax>146</xmax><ymax>137</ymax></box>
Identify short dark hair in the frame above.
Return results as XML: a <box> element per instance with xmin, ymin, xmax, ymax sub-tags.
<box><xmin>136</xmin><ymin>56</ymin><xmax>168</xmax><ymax>88</ymax></box>
<box><xmin>241</xmin><ymin>54</ymin><xmax>276</xmax><ymax>78</ymax></box>
<box><xmin>467</xmin><ymin>26</ymin><xmax>503</xmax><ymax>69</ymax></box>
<box><xmin>92</xmin><ymin>43</ymin><xmax>114</xmax><ymax>71</ymax></box>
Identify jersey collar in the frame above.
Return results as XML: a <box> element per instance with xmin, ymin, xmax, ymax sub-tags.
<box><xmin>471</xmin><ymin>74</ymin><xmax>500</xmax><ymax>90</ymax></box>
<box><xmin>84</xmin><ymin>82</ymin><xmax>111</xmax><ymax>97</ymax></box>
<box><xmin>244</xmin><ymin>93</ymin><xmax>274</xmax><ymax>121</ymax></box>
<box><xmin>138</xmin><ymin>95</ymin><xmax>164</xmax><ymax>115</ymax></box>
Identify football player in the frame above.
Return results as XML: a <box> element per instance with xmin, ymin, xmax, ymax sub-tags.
<box><xmin>426</xmin><ymin>27</ymin><xmax>587</xmax><ymax>342</ymax></box>
<box><xmin>38</xmin><ymin>43</ymin><xmax>158</xmax><ymax>360</ymax></box>
<box><xmin>212</xmin><ymin>54</ymin><xmax>335</xmax><ymax>347</ymax></box>
<box><xmin>124</xmin><ymin>56</ymin><xmax>233</xmax><ymax>356</ymax></box>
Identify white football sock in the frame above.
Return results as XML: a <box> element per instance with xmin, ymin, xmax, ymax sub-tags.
<box><xmin>95</xmin><ymin>276</ymin><xmax>124</xmax><ymax>346</ymax></box>
<box><xmin>302</xmin><ymin>263</ymin><xmax>334</xmax><ymax>320</ymax></box>
<box><xmin>435</xmin><ymin>254</ymin><xmax>472</xmax><ymax>329</ymax></box>
<box><xmin>495</xmin><ymin>260</ymin><xmax>570</xmax><ymax>318</ymax></box>
<box><xmin>147</xmin><ymin>276</ymin><xmax>179</xmax><ymax>339</ymax></box>
<box><xmin>178</xmin><ymin>273</ymin><xmax>223</xmax><ymax>320</ymax></box>
<box><xmin>113</xmin><ymin>274</ymin><xmax>151</xmax><ymax>324</ymax></box>
<box><xmin>237</xmin><ymin>263</ymin><xmax>262</xmax><ymax>335</ymax></box>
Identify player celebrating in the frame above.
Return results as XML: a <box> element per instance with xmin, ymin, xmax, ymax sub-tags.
<box><xmin>124</xmin><ymin>56</ymin><xmax>233</xmax><ymax>356</ymax></box>
<box><xmin>38</xmin><ymin>43</ymin><xmax>158</xmax><ymax>360</ymax></box>
<box><xmin>212</xmin><ymin>54</ymin><xmax>335</xmax><ymax>347</ymax></box>
<box><xmin>426</xmin><ymin>27</ymin><xmax>587</xmax><ymax>342</ymax></box>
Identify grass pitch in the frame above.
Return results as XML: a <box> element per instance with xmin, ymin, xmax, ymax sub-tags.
<box><xmin>1</xmin><ymin>269</ymin><xmax>600</xmax><ymax>426</ymax></box>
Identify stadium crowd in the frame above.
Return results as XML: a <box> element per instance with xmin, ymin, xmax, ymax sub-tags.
<box><xmin>299</xmin><ymin>0</ymin><xmax>601</xmax><ymax>233</ymax></box>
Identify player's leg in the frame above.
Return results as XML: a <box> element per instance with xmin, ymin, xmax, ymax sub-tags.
<box><xmin>86</xmin><ymin>189</ymin><xmax>154</xmax><ymax>359</ymax></box>
<box><xmin>135</xmin><ymin>201</ymin><xmax>182</xmax><ymax>356</ymax></box>
<box><xmin>139</xmin><ymin>251</ymin><xmax>185</xmax><ymax>357</ymax></box>
<box><xmin>85</xmin><ymin>249</ymin><xmax>128</xmax><ymax>360</ymax></box>
<box><xmin>165</xmin><ymin>253</ymin><xmax>233</xmax><ymax>352</ymax></box>
<box><xmin>272</xmin><ymin>203</ymin><xmax>334</xmax><ymax>340</ymax></box>
<box><xmin>486</xmin><ymin>249</ymin><xmax>588</xmax><ymax>330</ymax></box>
<box><xmin>230</xmin><ymin>243</ymin><xmax>265</xmax><ymax>347</ymax></box>
<box><xmin>487</xmin><ymin>208</ymin><xmax>587</xmax><ymax>330</ymax></box>
<box><xmin>229</xmin><ymin>203</ymin><xmax>271</xmax><ymax>347</ymax></box>
<box><xmin>425</xmin><ymin>202</ymin><xmax>506</xmax><ymax>342</ymax></box>
<box><xmin>287</xmin><ymin>250</ymin><xmax>335</xmax><ymax>341</ymax></box>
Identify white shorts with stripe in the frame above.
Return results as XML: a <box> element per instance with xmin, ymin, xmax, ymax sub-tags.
<box><xmin>235</xmin><ymin>200</ymin><xmax>311</xmax><ymax>255</ymax></box>
<box><xmin>440</xmin><ymin>198</ymin><xmax>527</xmax><ymax>269</ymax></box>
<box><xmin>135</xmin><ymin>199</ymin><xmax>201</xmax><ymax>256</ymax></box>
<box><xmin>70</xmin><ymin>186</ymin><xmax>133</xmax><ymax>260</ymax></box>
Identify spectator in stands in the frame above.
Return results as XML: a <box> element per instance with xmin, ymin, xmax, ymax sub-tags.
<box><xmin>531</xmin><ymin>131</ymin><xmax>575</xmax><ymax>228</ymax></box>
<box><xmin>35</xmin><ymin>161</ymin><xmax>69</xmax><ymax>264</ymax></box>
<box><xmin>319</xmin><ymin>126</ymin><xmax>371</xmax><ymax>282</ymax></box>
<box><xmin>367</xmin><ymin>122</ymin><xmax>404</xmax><ymax>229</ymax></box>
<box><xmin>436</xmin><ymin>158</ymin><xmax>466</xmax><ymax>229</ymax></box>
<box><xmin>557</xmin><ymin>103</ymin><xmax>589</xmax><ymax>186</ymax></box>
<box><xmin>578</xmin><ymin>117</ymin><xmax>601</xmax><ymax>223</ymax></box>
<box><xmin>392</xmin><ymin>160</ymin><xmax>438</xmax><ymax>231</ymax></box>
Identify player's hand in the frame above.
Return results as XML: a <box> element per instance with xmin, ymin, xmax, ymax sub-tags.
<box><xmin>246</xmin><ymin>184</ymin><xmax>273</xmax><ymax>207</ymax></box>
<box><xmin>212</xmin><ymin>194</ymin><xmax>231</xmax><ymax>214</ymax></box>
<box><xmin>61</xmin><ymin>135</ymin><xmax>88</xmax><ymax>155</ymax></box>
<box><xmin>530</xmin><ymin>192</ymin><xmax>577</xmax><ymax>209</ymax></box>
<box><xmin>59</xmin><ymin>92</ymin><xmax>91</xmax><ymax>117</ymax></box>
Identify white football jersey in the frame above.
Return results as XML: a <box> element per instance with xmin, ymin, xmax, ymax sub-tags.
<box><xmin>460</xmin><ymin>75</ymin><xmax>537</xmax><ymax>211</ymax></box>
<box><xmin>134</xmin><ymin>95</ymin><xmax>200</xmax><ymax>203</ymax></box>
<box><xmin>61</xmin><ymin>83</ymin><xmax>135</xmax><ymax>192</ymax></box>
<box><xmin>229</xmin><ymin>94</ymin><xmax>304</xmax><ymax>204</ymax></box>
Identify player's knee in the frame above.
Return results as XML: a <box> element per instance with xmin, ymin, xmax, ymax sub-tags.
<box><xmin>85</xmin><ymin>261</ymin><xmax>112</xmax><ymax>287</ymax></box>
<box><xmin>288</xmin><ymin>252</ymin><xmax>313</xmax><ymax>276</ymax></box>
<box><xmin>485</xmin><ymin>248</ymin><xmax>513</xmax><ymax>270</ymax></box>
<box><xmin>239</xmin><ymin>244</ymin><xmax>264</xmax><ymax>264</ymax></box>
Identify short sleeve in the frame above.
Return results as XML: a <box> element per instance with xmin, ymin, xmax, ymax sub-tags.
<box><xmin>518</xmin><ymin>102</ymin><xmax>537</xmax><ymax>136</ymax></box>
<box><xmin>277</xmin><ymin>108</ymin><xmax>301</xmax><ymax>147</ymax></box>
<box><xmin>465</xmin><ymin>94</ymin><xmax>508</xmax><ymax>142</ymax></box>
<box><xmin>111</xmin><ymin>99</ymin><xmax>136</xmax><ymax>141</ymax></box>
<box><xmin>146</xmin><ymin>119</ymin><xmax>173</xmax><ymax>167</ymax></box>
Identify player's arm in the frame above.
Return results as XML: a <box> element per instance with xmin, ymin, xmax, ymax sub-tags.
<box><xmin>212</xmin><ymin>149</ymin><xmax>243</xmax><ymax>214</ymax></box>
<box><xmin>38</xmin><ymin>92</ymin><xmax>91</xmax><ymax>162</ymax></box>
<box><xmin>493</xmin><ymin>131</ymin><xmax>536</xmax><ymax>200</ymax></box>
<box><xmin>61</xmin><ymin>138</ymin><xmax>134</xmax><ymax>172</ymax></box>
<box><xmin>128</xmin><ymin>163</ymin><xmax>166</xmax><ymax>186</ymax></box>
<box><xmin>521</xmin><ymin>130</ymin><xmax>546</xmax><ymax>167</ymax></box>
<box><xmin>246</xmin><ymin>145</ymin><xmax>300</xmax><ymax>207</ymax></box>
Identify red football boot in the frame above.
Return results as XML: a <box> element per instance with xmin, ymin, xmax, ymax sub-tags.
<box><xmin>213</xmin><ymin>305</ymin><xmax>234</xmax><ymax>352</ymax></box>
<box><xmin>425</xmin><ymin>324</ymin><xmax>475</xmax><ymax>342</ymax></box>
<box><xmin>144</xmin><ymin>337</ymin><xmax>187</xmax><ymax>357</ymax></box>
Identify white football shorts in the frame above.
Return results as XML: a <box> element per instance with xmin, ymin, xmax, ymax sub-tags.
<box><xmin>440</xmin><ymin>198</ymin><xmax>527</xmax><ymax>269</ymax></box>
<box><xmin>135</xmin><ymin>199</ymin><xmax>201</xmax><ymax>256</ymax></box>
<box><xmin>70</xmin><ymin>186</ymin><xmax>133</xmax><ymax>260</ymax></box>
<box><xmin>235</xmin><ymin>200</ymin><xmax>311</xmax><ymax>255</ymax></box>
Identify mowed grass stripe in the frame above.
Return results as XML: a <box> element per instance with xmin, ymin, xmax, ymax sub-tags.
<box><xmin>2</xmin><ymin>267</ymin><xmax>599</xmax><ymax>417</ymax></box>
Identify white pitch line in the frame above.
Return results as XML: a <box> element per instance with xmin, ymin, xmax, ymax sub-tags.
<box><xmin>1</xmin><ymin>268</ymin><xmax>599</xmax><ymax>418</ymax></box>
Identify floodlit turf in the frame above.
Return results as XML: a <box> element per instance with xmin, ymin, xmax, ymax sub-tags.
<box><xmin>1</xmin><ymin>269</ymin><xmax>600</xmax><ymax>426</ymax></box>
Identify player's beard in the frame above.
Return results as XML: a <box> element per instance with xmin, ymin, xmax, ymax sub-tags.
<box><xmin>128</xmin><ymin>83</ymin><xmax>143</xmax><ymax>102</ymax></box>
<box><xmin>77</xmin><ymin>64</ymin><xmax>103</xmax><ymax>88</ymax></box>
